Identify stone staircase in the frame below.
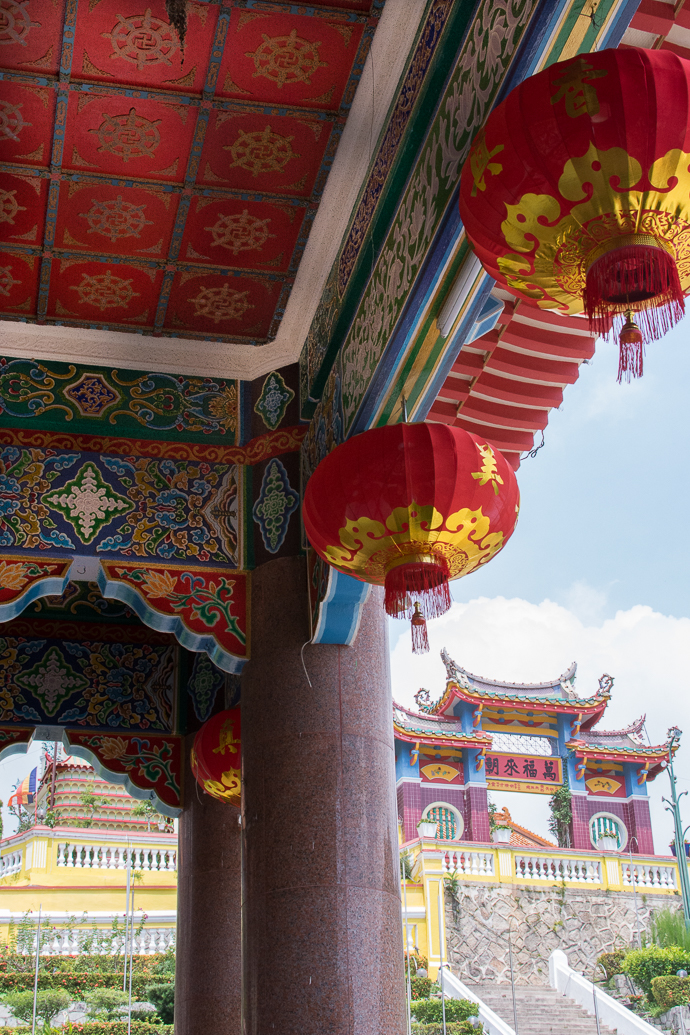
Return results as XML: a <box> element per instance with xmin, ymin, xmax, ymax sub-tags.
<box><xmin>467</xmin><ymin>983</ymin><xmax>618</xmax><ymax>1034</ymax></box>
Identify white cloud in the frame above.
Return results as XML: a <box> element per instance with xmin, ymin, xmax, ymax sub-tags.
<box><xmin>390</xmin><ymin>597</ymin><xmax>690</xmax><ymax>851</ymax></box>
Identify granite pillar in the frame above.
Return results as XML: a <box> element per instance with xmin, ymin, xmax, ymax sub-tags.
<box><xmin>175</xmin><ymin>733</ymin><xmax>242</xmax><ymax>1035</ymax></box>
<box><xmin>242</xmin><ymin>556</ymin><xmax>406</xmax><ymax>1035</ymax></box>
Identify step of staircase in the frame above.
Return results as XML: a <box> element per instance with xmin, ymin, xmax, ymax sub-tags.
<box><xmin>466</xmin><ymin>983</ymin><xmax>618</xmax><ymax>1035</ymax></box>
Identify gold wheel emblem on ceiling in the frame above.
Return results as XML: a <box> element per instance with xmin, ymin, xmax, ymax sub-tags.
<box><xmin>69</xmin><ymin>271</ymin><xmax>140</xmax><ymax>311</ymax></box>
<box><xmin>0</xmin><ymin>266</ymin><xmax>19</xmax><ymax>297</ymax></box>
<box><xmin>0</xmin><ymin>100</ymin><xmax>29</xmax><ymax>142</ymax></box>
<box><xmin>0</xmin><ymin>189</ymin><xmax>26</xmax><ymax>225</ymax></box>
<box><xmin>89</xmin><ymin>108</ymin><xmax>161</xmax><ymax>162</ymax></box>
<box><xmin>190</xmin><ymin>283</ymin><xmax>254</xmax><ymax>324</ymax></box>
<box><xmin>205</xmin><ymin>209</ymin><xmax>275</xmax><ymax>256</ymax></box>
<box><xmin>102</xmin><ymin>8</ymin><xmax>178</xmax><ymax>70</ymax></box>
<box><xmin>246</xmin><ymin>29</ymin><xmax>328</xmax><ymax>89</ymax></box>
<box><xmin>0</xmin><ymin>1</ymin><xmax>40</xmax><ymax>46</ymax></box>
<box><xmin>80</xmin><ymin>195</ymin><xmax>153</xmax><ymax>242</ymax></box>
<box><xmin>224</xmin><ymin>125</ymin><xmax>299</xmax><ymax>178</ymax></box>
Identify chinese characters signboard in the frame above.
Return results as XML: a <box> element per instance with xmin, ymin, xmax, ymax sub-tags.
<box><xmin>485</xmin><ymin>752</ymin><xmax>562</xmax><ymax>794</ymax></box>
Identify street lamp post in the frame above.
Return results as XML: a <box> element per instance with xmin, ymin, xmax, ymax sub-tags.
<box><xmin>663</xmin><ymin>727</ymin><xmax>690</xmax><ymax>928</ymax></box>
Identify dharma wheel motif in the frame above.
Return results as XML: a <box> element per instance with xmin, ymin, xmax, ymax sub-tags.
<box><xmin>459</xmin><ymin>48</ymin><xmax>690</xmax><ymax>381</ymax></box>
<box><xmin>191</xmin><ymin>708</ymin><xmax>241</xmax><ymax>806</ymax></box>
<box><xmin>303</xmin><ymin>423</ymin><xmax>519</xmax><ymax>653</ymax></box>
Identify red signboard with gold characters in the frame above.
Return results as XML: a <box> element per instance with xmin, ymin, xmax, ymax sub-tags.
<box><xmin>485</xmin><ymin>752</ymin><xmax>563</xmax><ymax>795</ymax></box>
<box><xmin>191</xmin><ymin>708</ymin><xmax>241</xmax><ymax>807</ymax></box>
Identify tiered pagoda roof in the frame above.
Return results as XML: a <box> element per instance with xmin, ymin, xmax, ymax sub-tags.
<box><xmin>431</xmin><ymin>651</ymin><xmax>610</xmax><ymax>729</ymax></box>
<box><xmin>393</xmin><ymin>654</ymin><xmax>675</xmax><ymax>782</ymax></box>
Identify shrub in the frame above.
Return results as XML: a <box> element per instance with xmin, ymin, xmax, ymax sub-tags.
<box><xmin>3</xmin><ymin>988</ymin><xmax>70</xmax><ymax>1024</ymax></box>
<box><xmin>410</xmin><ymin>976</ymin><xmax>433</xmax><ymax>1000</ymax></box>
<box><xmin>84</xmin><ymin>988</ymin><xmax>130</xmax><ymax>1021</ymax></box>
<box><xmin>650</xmin><ymin>975</ymin><xmax>690</xmax><ymax>1012</ymax></box>
<box><xmin>145</xmin><ymin>983</ymin><xmax>174</xmax><ymax>1024</ymax></box>
<box><xmin>648</xmin><ymin>908</ymin><xmax>690</xmax><ymax>952</ymax></box>
<box><xmin>597</xmin><ymin>950</ymin><xmax>626</xmax><ymax>980</ymax></box>
<box><xmin>622</xmin><ymin>946</ymin><xmax>690</xmax><ymax>998</ymax></box>
<box><xmin>15</xmin><ymin>1025</ymin><xmax>174</xmax><ymax>1035</ymax></box>
<box><xmin>411</xmin><ymin>1024</ymin><xmax>482</xmax><ymax>1035</ymax></box>
<box><xmin>0</xmin><ymin>972</ymin><xmax>172</xmax><ymax>999</ymax></box>
<box><xmin>410</xmin><ymin>998</ymin><xmax>478</xmax><ymax>1024</ymax></box>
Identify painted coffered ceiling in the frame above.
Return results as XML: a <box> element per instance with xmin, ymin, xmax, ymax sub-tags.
<box><xmin>0</xmin><ymin>0</ymin><xmax>424</xmax><ymax>379</ymax></box>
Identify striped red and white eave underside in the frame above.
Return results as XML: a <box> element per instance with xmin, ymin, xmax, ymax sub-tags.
<box><xmin>426</xmin><ymin>288</ymin><xmax>596</xmax><ymax>470</ymax></box>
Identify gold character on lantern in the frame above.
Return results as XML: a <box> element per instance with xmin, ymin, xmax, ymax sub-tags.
<box><xmin>550</xmin><ymin>58</ymin><xmax>607</xmax><ymax>118</ymax></box>
<box><xmin>469</xmin><ymin>128</ymin><xmax>504</xmax><ymax>197</ymax></box>
<box><xmin>213</xmin><ymin>717</ymin><xmax>240</xmax><ymax>755</ymax></box>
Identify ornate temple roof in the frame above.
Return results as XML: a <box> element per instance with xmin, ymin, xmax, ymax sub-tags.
<box><xmin>430</xmin><ymin>651</ymin><xmax>610</xmax><ymax>725</ymax></box>
<box><xmin>566</xmin><ymin>716</ymin><xmax>675</xmax><ymax>781</ymax></box>
<box><xmin>393</xmin><ymin>703</ymin><xmax>491</xmax><ymax>749</ymax></box>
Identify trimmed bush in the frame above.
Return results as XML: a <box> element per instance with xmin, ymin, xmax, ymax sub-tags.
<box><xmin>3</xmin><ymin>988</ymin><xmax>70</xmax><ymax>1024</ymax></box>
<box><xmin>597</xmin><ymin>950</ymin><xmax>626</xmax><ymax>981</ymax></box>
<box><xmin>411</xmin><ymin>1024</ymin><xmax>482</xmax><ymax>1035</ymax></box>
<box><xmin>15</xmin><ymin>1025</ymin><xmax>173</xmax><ymax>1035</ymax></box>
<box><xmin>145</xmin><ymin>983</ymin><xmax>174</xmax><ymax>1025</ymax></box>
<box><xmin>0</xmin><ymin>972</ymin><xmax>172</xmax><ymax>999</ymax></box>
<box><xmin>622</xmin><ymin>946</ymin><xmax>690</xmax><ymax>998</ymax></box>
<box><xmin>410</xmin><ymin>977</ymin><xmax>433</xmax><ymax>1000</ymax></box>
<box><xmin>411</xmin><ymin>998</ymin><xmax>478</xmax><ymax>1024</ymax></box>
<box><xmin>0</xmin><ymin>952</ymin><xmax>171</xmax><ymax>975</ymax></box>
<box><xmin>650</xmin><ymin>975</ymin><xmax>690</xmax><ymax>1012</ymax></box>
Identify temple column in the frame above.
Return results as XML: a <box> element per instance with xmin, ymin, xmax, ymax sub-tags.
<box><xmin>175</xmin><ymin>734</ymin><xmax>242</xmax><ymax>1035</ymax></box>
<box><xmin>463</xmin><ymin>749</ymin><xmax>490</xmax><ymax>842</ymax></box>
<box><xmin>242</xmin><ymin>556</ymin><xmax>406</xmax><ymax>1035</ymax></box>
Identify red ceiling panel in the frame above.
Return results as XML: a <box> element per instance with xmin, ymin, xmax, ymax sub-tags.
<box><xmin>0</xmin><ymin>1</ymin><xmax>382</xmax><ymax>344</ymax></box>
<box><xmin>71</xmin><ymin>0</ymin><xmax>218</xmax><ymax>94</ymax></box>
<box><xmin>61</xmin><ymin>91</ymin><xmax>195</xmax><ymax>182</ymax></box>
<box><xmin>216</xmin><ymin>11</ymin><xmax>364</xmax><ymax>110</ymax></box>
<box><xmin>164</xmin><ymin>270</ymin><xmax>283</xmax><ymax>340</ymax></box>
<box><xmin>180</xmin><ymin>195</ymin><xmax>306</xmax><ymax>273</ymax></box>
<box><xmin>47</xmin><ymin>257</ymin><xmax>163</xmax><ymax>327</ymax></box>
<box><xmin>0</xmin><ymin>171</ymin><xmax>48</xmax><ymax>249</ymax></box>
<box><xmin>199</xmin><ymin>109</ymin><xmax>335</xmax><ymax>197</ymax></box>
<box><xmin>0</xmin><ymin>0</ymin><xmax>66</xmax><ymax>75</ymax></box>
<box><xmin>0</xmin><ymin>81</ymin><xmax>55</xmax><ymax>167</ymax></box>
<box><xmin>54</xmin><ymin>181</ymin><xmax>179</xmax><ymax>259</ymax></box>
<box><xmin>0</xmin><ymin>250</ymin><xmax>40</xmax><ymax>316</ymax></box>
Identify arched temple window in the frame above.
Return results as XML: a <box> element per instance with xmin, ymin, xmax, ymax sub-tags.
<box><xmin>589</xmin><ymin>812</ymin><xmax>628</xmax><ymax>851</ymax></box>
<box><xmin>422</xmin><ymin>804</ymin><xmax>463</xmax><ymax>841</ymax></box>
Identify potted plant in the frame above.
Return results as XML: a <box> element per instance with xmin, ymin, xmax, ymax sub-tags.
<box><xmin>417</xmin><ymin>816</ymin><xmax>438</xmax><ymax>839</ymax></box>
<box><xmin>669</xmin><ymin>839</ymin><xmax>690</xmax><ymax>857</ymax></box>
<box><xmin>597</xmin><ymin>832</ymin><xmax>619</xmax><ymax>852</ymax></box>
<box><xmin>492</xmin><ymin>824</ymin><xmax>512</xmax><ymax>844</ymax></box>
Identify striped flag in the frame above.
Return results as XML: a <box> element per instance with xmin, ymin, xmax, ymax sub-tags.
<box><xmin>8</xmin><ymin>768</ymin><xmax>38</xmax><ymax>808</ymax></box>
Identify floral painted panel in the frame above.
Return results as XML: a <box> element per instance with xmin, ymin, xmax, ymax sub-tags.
<box><xmin>0</xmin><ymin>445</ymin><xmax>241</xmax><ymax>565</ymax></box>
<box><xmin>0</xmin><ymin>358</ymin><xmax>239</xmax><ymax>444</ymax></box>
<box><xmin>0</xmin><ymin>636</ymin><xmax>175</xmax><ymax>730</ymax></box>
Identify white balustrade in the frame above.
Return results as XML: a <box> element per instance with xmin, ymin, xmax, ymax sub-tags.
<box><xmin>514</xmin><ymin>853</ymin><xmax>602</xmax><ymax>884</ymax></box>
<box><xmin>622</xmin><ymin>859</ymin><xmax>677</xmax><ymax>889</ymax></box>
<box><xmin>443</xmin><ymin>849</ymin><xmax>495</xmax><ymax>877</ymax></box>
<box><xmin>0</xmin><ymin>851</ymin><xmax>22</xmax><ymax>877</ymax></box>
<box><xmin>56</xmin><ymin>843</ymin><xmax>177</xmax><ymax>872</ymax></box>
<box><xmin>19</xmin><ymin>926</ymin><xmax>175</xmax><ymax>957</ymax></box>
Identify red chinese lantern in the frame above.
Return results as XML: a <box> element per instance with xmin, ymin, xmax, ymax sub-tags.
<box><xmin>303</xmin><ymin>423</ymin><xmax>519</xmax><ymax>653</ymax></box>
<box><xmin>191</xmin><ymin>708</ymin><xmax>241</xmax><ymax>806</ymax></box>
<box><xmin>459</xmin><ymin>48</ymin><xmax>690</xmax><ymax>381</ymax></box>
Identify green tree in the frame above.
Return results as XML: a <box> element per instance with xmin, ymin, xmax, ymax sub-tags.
<box><xmin>78</xmin><ymin>789</ymin><xmax>111</xmax><ymax>829</ymax></box>
<box><xmin>146</xmin><ymin>982</ymin><xmax>175</xmax><ymax>1024</ymax></box>
<box><xmin>83</xmin><ymin>987</ymin><xmax>130</xmax><ymax>1020</ymax></box>
<box><xmin>4</xmin><ymin>988</ymin><xmax>70</xmax><ymax>1025</ymax></box>
<box><xmin>548</xmin><ymin>784</ymin><xmax>572</xmax><ymax>847</ymax></box>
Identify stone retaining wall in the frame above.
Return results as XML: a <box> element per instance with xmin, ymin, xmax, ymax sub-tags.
<box><xmin>444</xmin><ymin>882</ymin><xmax>675</xmax><ymax>985</ymax></box>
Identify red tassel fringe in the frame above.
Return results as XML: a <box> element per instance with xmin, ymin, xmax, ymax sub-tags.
<box><xmin>617</xmin><ymin>313</ymin><xmax>644</xmax><ymax>383</ymax></box>
<box><xmin>584</xmin><ymin>244</ymin><xmax>684</xmax><ymax>340</ymax></box>
<box><xmin>411</xmin><ymin>609</ymin><xmax>430</xmax><ymax>655</ymax></box>
<box><xmin>384</xmin><ymin>558</ymin><xmax>451</xmax><ymax>621</ymax></box>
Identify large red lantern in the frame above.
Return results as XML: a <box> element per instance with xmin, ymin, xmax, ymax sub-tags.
<box><xmin>459</xmin><ymin>48</ymin><xmax>690</xmax><ymax>381</ymax></box>
<box><xmin>303</xmin><ymin>423</ymin><xmax>519</xmax><ymax>653</ymax></box>
<box><xmin>191</xmin><ymin>708</ymin><xmax>241</xmax><ymax>806</ymax></box>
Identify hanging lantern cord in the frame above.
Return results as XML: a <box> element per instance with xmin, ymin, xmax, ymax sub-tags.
<box><xmin>410</xmin><ymin>602</ymin><xmax>429</xmax><ymax>655</ymax></box>
<box><xmin>166</xmin><ymin>0</ymin><xmax>187</xmax><ymax>62</ymax></box>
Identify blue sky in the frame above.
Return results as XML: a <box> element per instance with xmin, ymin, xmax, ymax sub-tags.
<box><xmin>390</xmin><ymin>314</ymin><xmax>690</xmax><ymax>848</ymax></box>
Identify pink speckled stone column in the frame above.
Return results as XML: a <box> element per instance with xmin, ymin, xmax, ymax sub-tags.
<box><xmin>242</xmin><ymin>556</ymin><xmax>406</xmax><ymax>1035</ymax></box>
<box><xmin>175</xmin><ymin>734</ymin><xmax>241</xmax><ymax>1035</ymax></box>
